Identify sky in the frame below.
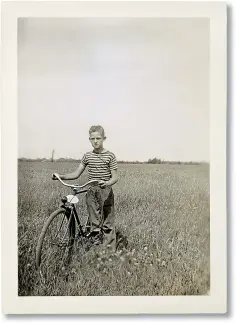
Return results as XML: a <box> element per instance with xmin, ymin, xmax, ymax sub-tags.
<box><xmin>18</xmin><ymin>18</ymin><xmax>209</xmax><ymax>162</ymax></box>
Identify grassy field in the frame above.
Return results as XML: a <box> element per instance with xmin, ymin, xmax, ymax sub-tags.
<box><xmin>18</xmin><ymin>161</ymin><xmax>210</xmax><ymax>296</ymax></box>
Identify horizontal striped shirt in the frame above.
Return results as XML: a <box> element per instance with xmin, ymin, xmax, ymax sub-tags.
<box><xmin>81</xmin><ymin>150</ymin><xmax>118</xmax><ymax>181</ymax></box>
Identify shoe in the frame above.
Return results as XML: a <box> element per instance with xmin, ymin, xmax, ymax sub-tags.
<box><xmin>92</xmin><ymin>231</ymin><xmax>103</xmax><ymax>245</ymax></box>
<box><xmin>93</xmin><ymin>237</ymin><xmax>102</xmax><ymax>245</ymax></box>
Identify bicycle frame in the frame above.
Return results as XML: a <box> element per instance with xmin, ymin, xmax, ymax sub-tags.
<box><xmin>35</xmin><ymin>176</ymin><xmax>100</xmax><ymax>275</ymax></box>
<box><xmin>60</xmin><ymin>195</ymin><xmax>87</xmax><ymax>239</ymax></box>
<box><xmin>53</xmin><ymin>174</ymin><xmax>99</xmax><ymax>239</ymax></box>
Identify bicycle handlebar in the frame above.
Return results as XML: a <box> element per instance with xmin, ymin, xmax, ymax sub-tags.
<box><xmin>52</xmin><ymin>173</ymin><xmax>99</xmax><ymax>189</ymax></box>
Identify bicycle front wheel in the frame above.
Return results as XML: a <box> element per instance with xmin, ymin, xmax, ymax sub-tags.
<box><xmin>36</xmin><ymin>208</ymin><xmax>75</xmax><ymax>280</ymax></box>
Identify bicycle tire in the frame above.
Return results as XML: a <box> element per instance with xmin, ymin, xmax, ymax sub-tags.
<box><xmin>35</xmin><ymin>208</ymin><xmax>75</xmax><ymax>274</ymax></box>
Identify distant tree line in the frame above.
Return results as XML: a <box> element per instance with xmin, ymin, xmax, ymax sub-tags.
<box><xmin>145</xmin><ymin>158</ymin><xmax>207</xmax><ymax>165</ymax></box>
<box><xmin>18</xmin><ymin>157</ymin><xmax>208</xmax><ymax>165</ymax></box>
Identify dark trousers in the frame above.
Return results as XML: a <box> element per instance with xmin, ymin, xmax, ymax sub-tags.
<box><xmin>86</xmin><ymin>186</ymin><xmax>116</xmax><ymax>250</ymax></box>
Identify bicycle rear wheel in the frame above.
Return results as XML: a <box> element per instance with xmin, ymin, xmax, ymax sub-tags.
<box><xmin>36</xmin><ymin>208</ymin><xmax>75</xmax><ymax>281</ymax></box>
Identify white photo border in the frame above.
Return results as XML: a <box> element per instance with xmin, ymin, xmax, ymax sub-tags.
<box><xmin>1</xmin><ymin>0</ymin><xmax>227</xmax><ymax>314</ymax></box>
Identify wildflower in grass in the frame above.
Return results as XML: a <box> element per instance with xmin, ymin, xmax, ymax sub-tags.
<box><xmin>144</xmin><ymin>246</ymin><xmax>148</xmax><ymax>251</ymax></box>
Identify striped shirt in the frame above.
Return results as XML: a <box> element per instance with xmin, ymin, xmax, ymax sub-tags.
<box><xmin>81</xmin><ymin>150</ymin><xmax>118</xmax><ymax>181</ymax></box>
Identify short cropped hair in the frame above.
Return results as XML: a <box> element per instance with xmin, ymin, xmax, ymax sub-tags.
<box><xmin>89</xmin><ymin>125</ymin><xmax>106</xmax><ymax>138</ymax></box>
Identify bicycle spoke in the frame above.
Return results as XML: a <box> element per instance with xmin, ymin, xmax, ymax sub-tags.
<box><xmin>53</xmin><ymin>213</ymin><xmax>66</xmax><ymax>240</ymax></box>
<box><xmin>61</xmin><ymin>212</ymin><xmax>73</xmax><ymax>243</ymax></box>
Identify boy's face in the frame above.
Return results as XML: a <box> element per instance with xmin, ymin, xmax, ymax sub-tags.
<box><xmin>89</xmin><ymin>131</ymin><xmax>105</xmax><ymax>150</ymax></box>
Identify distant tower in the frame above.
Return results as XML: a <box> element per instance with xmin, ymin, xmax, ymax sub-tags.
<box><xmin>51</xmin><ymin>149</ymin><xmax>55</xmax><ymax>162</ymax></box>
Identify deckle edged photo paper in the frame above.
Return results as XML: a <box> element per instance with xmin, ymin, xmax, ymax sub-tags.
<box><xmin>1</xmin><ymin>0</ymin><xmax>227</xmax><ymax>315</ymax></box>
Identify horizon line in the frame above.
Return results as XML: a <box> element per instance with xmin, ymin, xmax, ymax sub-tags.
<box><xmin>18</xmin><ymin>157</ymin><xmax>209</xmax><ymax>164</ymax></box>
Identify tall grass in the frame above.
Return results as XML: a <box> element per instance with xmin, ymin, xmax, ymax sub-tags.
<box><xmin>18</xmin><ymin>162</ymin><xmax>210</xmax><ymax>296</ymax></box>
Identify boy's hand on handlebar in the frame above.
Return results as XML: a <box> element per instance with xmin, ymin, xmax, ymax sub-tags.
<box><xmin>98</xmin><ymin>180</ymin><xmax>107</xmax><ymax>188</ymax></box>
<box><xmin>52</xmin><ymin>173</ymin><xmax>59</xmax><ymax>180</ymax></box>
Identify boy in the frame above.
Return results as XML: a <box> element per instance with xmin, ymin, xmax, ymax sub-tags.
<box><xmin>52</xmin><ymin>125</ymin><xmax>118</xmax><ymax>251</ymax></box>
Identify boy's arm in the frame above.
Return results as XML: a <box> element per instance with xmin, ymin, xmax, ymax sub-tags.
<box><xmin>100</xmin><ymin>169</ymin><xmax>118</xmax><ymax>187</ymax></box>
<box><xmin>55</xmin><ymin>163</ymin><xmax>85</xmax><ymax>180</ymax></box>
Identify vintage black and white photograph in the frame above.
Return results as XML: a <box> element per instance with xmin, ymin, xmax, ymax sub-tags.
<box><xmin>17</xmin><ymin>16</ymin><xmax>211</xmax><ymax>297</ymax></box>
<box><xmin>0</xmin><ymin>0</ymin><xmax>228</xmax><ymax>314</ymax></box>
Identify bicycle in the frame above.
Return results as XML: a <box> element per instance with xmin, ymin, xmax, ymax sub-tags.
<box><xmin>35</xmin><ymin>174</ymin><xmax>100</xmax><ymax>281</ymax></box>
